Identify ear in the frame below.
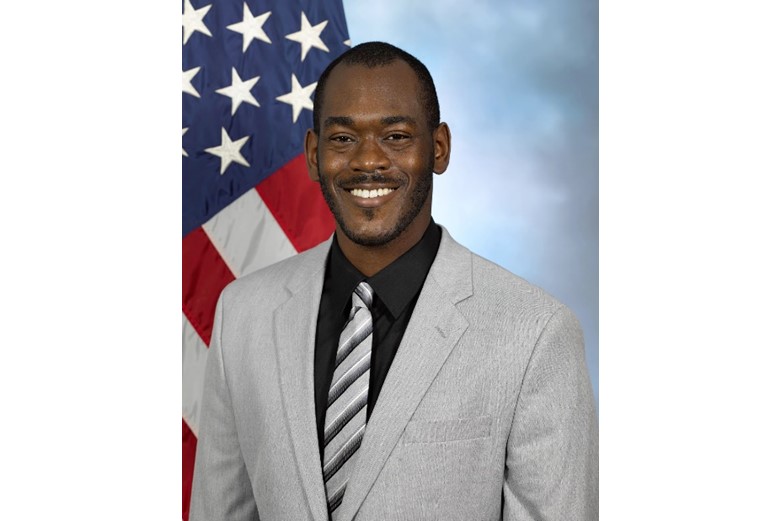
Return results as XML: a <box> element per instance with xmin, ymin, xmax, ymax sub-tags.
<box><xmin>432</xmin><ymin>122</ymin><xmax>451</xmax><ymax>175</ymax></box>
<box><xmin>304</xmin><ymin>129</ymin><xmax>319</xmax><ymax>181</ymax></box>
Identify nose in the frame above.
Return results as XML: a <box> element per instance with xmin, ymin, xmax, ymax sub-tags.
<box><xmin>349</xmin><ymin>137</ymin><xmax>390</xmax><ymax>172</ymax></box>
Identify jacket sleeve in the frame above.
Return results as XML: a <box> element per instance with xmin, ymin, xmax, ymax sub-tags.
<box><xmin>503</xmin><ymin>305</ymin><xmax>598</xmax><ymax>521</ymax></box>
<box><xmin>189</xmin><ymin>294</ymin><xmax>261</xmax><ymax>521</ymax></box>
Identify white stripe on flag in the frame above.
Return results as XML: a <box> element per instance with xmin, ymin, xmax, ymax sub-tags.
<box><xmin>183</xmin><ymin>313</ymin><xmax>209</xmax><ymax>437</ymax></box>
<box><xmin>202</xmin><ymin>187</ymin><xmax>298</xmax><ymax>278</ymax></box>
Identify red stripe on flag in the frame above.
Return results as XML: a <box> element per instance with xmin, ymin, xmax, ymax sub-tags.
<box><xmin>256</xmin><ymin>154</ymin><xmax>335</xmax><ymax>253</ymax></box>
<box><xmin>183</xmin><ymin>227</ymin><xmax>236</xmax><ymax>346</ymax></box>
<box><xmin>183</xmin><ymin>419</ymin><xmax>198</xmax><ymax>521</ymax></box>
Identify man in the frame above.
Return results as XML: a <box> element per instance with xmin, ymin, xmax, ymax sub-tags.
<box><xmin>190</xmin><ymin>41</ymin><xmax>597</xmax><ymax>521</ymax></box>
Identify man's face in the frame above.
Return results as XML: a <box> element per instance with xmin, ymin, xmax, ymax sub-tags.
<box><xmin>306</xmin><ymin>61</ymin><xmax>450</xmax><ymax>249</ymax></box>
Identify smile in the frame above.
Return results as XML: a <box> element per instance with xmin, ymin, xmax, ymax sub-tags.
<box><xmin>350</xmin><ymin>188</ymin><xmax>395</xmax><ymax>199</ymax></box>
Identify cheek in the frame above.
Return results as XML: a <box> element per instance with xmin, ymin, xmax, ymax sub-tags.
<box><xmin>320</xmin><ymin>153</ymin><xmax>348</xmax><ymax>176</ymax></box>
<box><xmin>391</xmin><ymin>145</ymin><xmax>432</xmax><ymax>171</ymax></box>
<box><xmin>396</xmin><ymin>159</ymin><xmax>430</xmax><ymax>183</ymax></box>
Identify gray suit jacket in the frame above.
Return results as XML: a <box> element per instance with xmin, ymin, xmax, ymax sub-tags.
<box><xmin>190</xmin><ymin>228</ymin><xmax>597</xmax><ymax>521</ymax></box>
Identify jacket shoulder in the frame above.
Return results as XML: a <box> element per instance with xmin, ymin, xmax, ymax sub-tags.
<box><xmin>469</xmin><ymin>252</ymin><xmax>565</xmax><ymax>315</ymax></box>
<box><xmin>219</xmin><ymin>238</ymin><xmax>330</xmax><ymax>308</ymax></box>
<box><xmin>437</xmin><ymin>227</ymin><xmax>566</xmax><ymax>317</ymax></box>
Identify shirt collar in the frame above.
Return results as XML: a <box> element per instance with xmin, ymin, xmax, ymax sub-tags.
<box><xmin>327</xmin><ymin>219</ymin><xmax>441</xmax><ymax>319</ymax></box>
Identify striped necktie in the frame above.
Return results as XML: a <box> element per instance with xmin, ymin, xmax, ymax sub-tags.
<box><xmin>323</xmin><ymin>281</ymin><xmax>374</xmax><ymax>516</ymax></box>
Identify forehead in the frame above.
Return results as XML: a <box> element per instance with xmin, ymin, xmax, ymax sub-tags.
<box><xmin>319</xmin><ymin>61</ymin><xmax>424</xmax><ymax>121</ymax></box>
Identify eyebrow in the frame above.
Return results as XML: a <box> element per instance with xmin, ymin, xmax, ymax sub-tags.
<box><xmin>322</xmin><ymin>115</ymin><xmax>417</xmax><ymax>130</ymax></box>
<box><xmin>380</xmin><ymin>115</ymin><xmax>416</xmax><ymax>126</ymax></box>
<box><xmin>323</xmin><ymin>116</ymin><xmax>354</xmax><ymax>129</ymax></box>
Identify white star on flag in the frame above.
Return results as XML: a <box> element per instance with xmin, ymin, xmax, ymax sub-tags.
<box><xmin>182</xmin><ymin>0</ymin><xmax>212</xmax><ymax>45</ymax></box>
<box><xmin>182</xmin><ymin>128</ymin><xmax>189</xmax><ymax>157</ymax></box>
<box><xmin>182</xmin><ymin>67</ymin><xmax>201</xmax><ymax>98</ymax></box>
<box><xmin>285</xmin><ymin>12</ymin><xmax>329</xmax><ymax>61</ymax></box>
<box><xmin>227</xmin><ymin>3</ymin><xmax>272</xmax><ymax>52</ymax></box>
<box><xmin>205</xmin><ymin>128</ymin><xmax>251</xmax><ymax>174</ymax></box>
<box><xmin>276</xmin><ymin>74</ymin><xmax>317</xmax><ymax>123</ymax></box>
<box><xmin>216</xmin><ymin>68</ymin><xmax>261</xmax><ymax>116</ymax></box>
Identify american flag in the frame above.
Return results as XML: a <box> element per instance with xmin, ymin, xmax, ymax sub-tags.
<box><xmin>182</xmin><ymin>1</ymin><xmax>350</xmax><ymax>518</ymax></box>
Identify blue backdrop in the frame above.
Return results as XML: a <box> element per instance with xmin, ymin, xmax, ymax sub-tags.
<box><xmin>343</xmin><ymin>0</ymin><xmax>599</xmax><ymax>404</ymax></box>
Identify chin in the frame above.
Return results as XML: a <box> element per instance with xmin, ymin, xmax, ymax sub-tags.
<box><xmin>339</xmin><ymin>220</ymin><xmax>405</xmax><ymax>248</ymax></box>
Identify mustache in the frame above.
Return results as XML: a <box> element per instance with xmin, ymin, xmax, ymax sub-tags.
<box><xmin>336</xmin><ymin>172</ymin><xmax>402</xmax><ymax>188</ymax></box>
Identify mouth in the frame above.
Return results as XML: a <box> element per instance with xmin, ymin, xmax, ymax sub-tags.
<box><xmin>338</xmin><ymin>172</ymin><xmax>402</xmax><ymax>207</ymax></box>
<box><xmin>349</xmin><ymin>187</ymin><xmax>396</xmax><ymax>199</ymax></box>
<box><xmin>340</xmin><ymin>183</ymin><xmax>400</xmax><ymax>208</ymax></box>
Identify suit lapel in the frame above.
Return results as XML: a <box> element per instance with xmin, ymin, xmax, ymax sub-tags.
<box><xmin>338</xmin><ymin>229</ymin><xmax>473</xmax><ymax>520</ymax></box>
<box><xmin>273</xmin><ymin>242</ymin><xmax>331</xmax><ymax>521</ymax></box>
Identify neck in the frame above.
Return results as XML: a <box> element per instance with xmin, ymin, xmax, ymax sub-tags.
<box><xmin>335</xmin><ymin>217</ymin><xmax>431</xmax><ymax>277</ymax></box>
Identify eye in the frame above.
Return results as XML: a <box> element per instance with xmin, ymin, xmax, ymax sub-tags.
<box><xmin>386</xmin><ymin>133</ymin><xmax>410</xmax><ymax>141</ymax></box>
<box><xmin>330</xmin><ymin>135</ymin><xmax>354</xmax><ymax>143</ymax></box>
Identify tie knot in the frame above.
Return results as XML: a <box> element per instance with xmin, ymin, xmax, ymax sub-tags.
<box><xmin>353</xmin><ymin>281</ymin><xmax>374</xmax><ymax>309</ymax></box>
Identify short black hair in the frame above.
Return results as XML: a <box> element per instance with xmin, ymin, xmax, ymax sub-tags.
<box><xmin>312</xmin><ymin>41</ymin><xmax>440</xmax><ymax>134</ymax></box>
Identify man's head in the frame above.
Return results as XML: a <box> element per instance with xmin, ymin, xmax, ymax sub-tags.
<box><xmin>305</xmin><ymin>42</ymin><xmax>451</xmax><ymax>257</ymax></box>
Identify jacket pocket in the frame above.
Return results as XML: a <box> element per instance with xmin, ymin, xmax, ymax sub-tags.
<box><xmin>402</xmin><ymin>415</ymin><xmax>492</xmax><ymax>444</ymax></box>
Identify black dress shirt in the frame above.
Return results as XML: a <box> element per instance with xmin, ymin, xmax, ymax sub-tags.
<box><xmin>314</xmin><ymin>220</ymin><xmax>441</xmax><ymax>460</ymax></box>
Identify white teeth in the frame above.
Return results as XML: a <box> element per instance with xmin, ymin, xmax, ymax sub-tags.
<box><xmin>350</xmin><ymin>188</ymin><xmax>394</xmax><ymax>199</ymax></box>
